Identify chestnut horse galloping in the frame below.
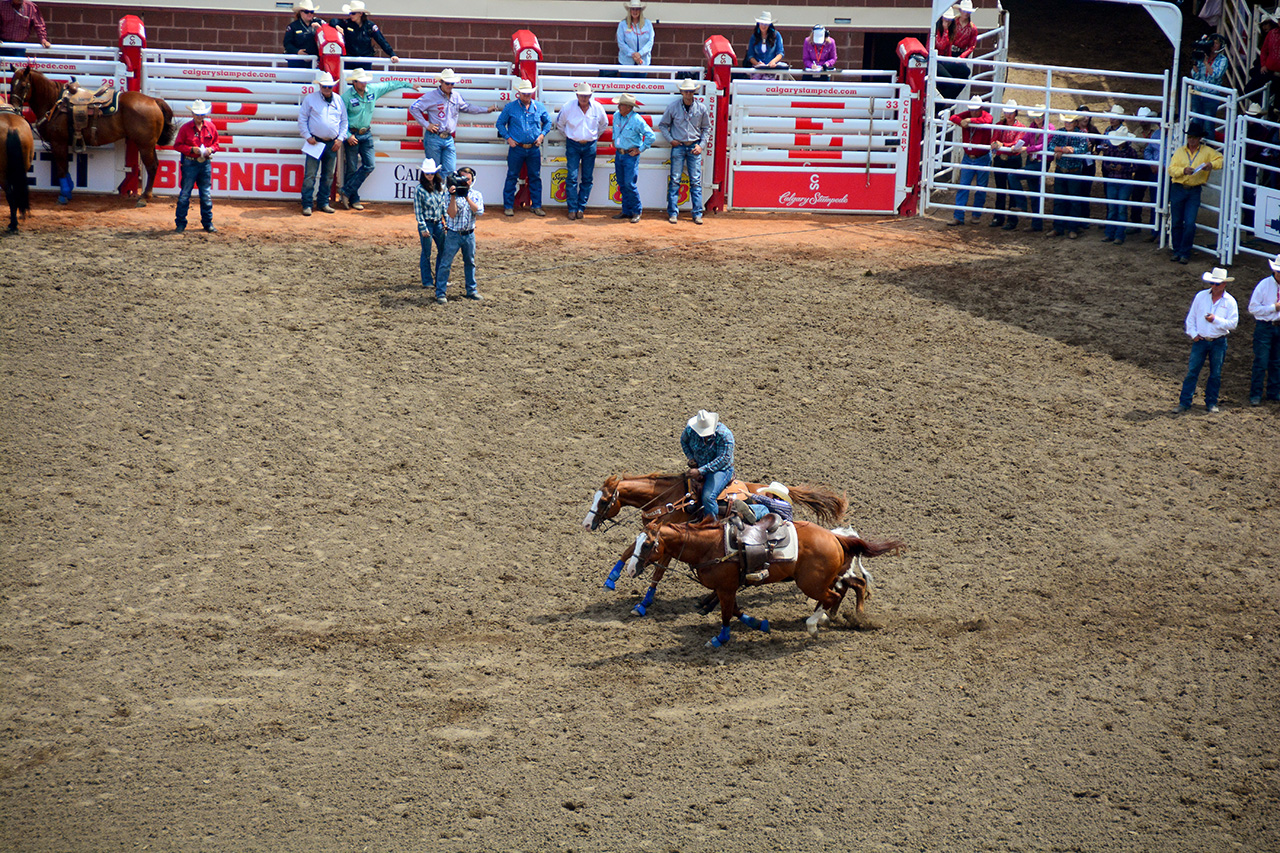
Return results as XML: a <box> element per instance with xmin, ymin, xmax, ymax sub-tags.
<box><xmin>0</xmin><ymin>111</ymin><xmax>34</xmax><ymax>232</ymax></box>
<box><xmin>8</xmin><ymin>67</ymin><xmax>175</xmax><ymax>206</ymax></box>
<box><xmin>632</xmin><ymin>519</ymin><xmax>904</xmax><ymax>648</ymax></box>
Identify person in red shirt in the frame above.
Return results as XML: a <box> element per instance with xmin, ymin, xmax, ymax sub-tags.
<box><xmin>950</xmin><ymin>0</ymin><xmax>980</xmax><ymax>59</ymax></box>
<box><xmin>0</xmin><ymin>0</ymin><xmax>50</xmax><ymax>59</ymax></box>
<box><xmin>173</xmin><ymin>99</ymin><xmax>221</xmax><ymax>233</ymax></box>
<box><xmin>947</xmin><ymin>96</ymin><xmax>993</xmax><ymax>225</ymax></box>
<box><xmin>989</xmin><ymin>99</ymin><xmax>1027</xmax><ymax>230</ymax></box>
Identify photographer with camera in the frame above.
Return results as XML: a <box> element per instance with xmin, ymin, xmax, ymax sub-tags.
<box><xmin>433</xmin><ymin>166</ymin><xmax>484</xmax><ymax>305</ymax></box>
<box><xmin>1189</xmin><ymin>33</ymin><xmax>1228</xmax><ymax>127</ymax></box>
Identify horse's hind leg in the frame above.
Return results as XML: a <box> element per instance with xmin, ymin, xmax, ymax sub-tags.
<box><xmin>137</xmin><ymin>144</ymin><xmax>159</xmax><ymax>206</ymax></box>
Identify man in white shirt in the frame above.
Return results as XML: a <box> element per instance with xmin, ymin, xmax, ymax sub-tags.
<box><xmin>1179</xmin><ymin>267</ymin><xmax>1239</xmax><ymax>413</ymax></box>
<box><xmin>297</xmin><ymin>72</ymin><xmax>348</xmax><ymax>215</ymax></box>
<box><xmin>555</xmin><ymin>81</ymin><xmax>609</xmax><ymax>220</ymax></box>
<box><xmin>1247</xmin><ymin>254</ymin><xmax>1280</xmax><ymax>405</ymax></box>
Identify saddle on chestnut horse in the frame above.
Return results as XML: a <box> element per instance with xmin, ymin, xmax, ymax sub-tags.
<box><xmin>725</xmin><ymin>514</ymin><xmax>797</xmax><ymax>582</ymax></box>
<box><xmin>54</xmin><ymin>81</ymin><xmax>119</xmax><ymax>152</ymax></box>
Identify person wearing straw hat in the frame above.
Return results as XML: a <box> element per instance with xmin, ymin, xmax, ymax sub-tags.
<box><xmin>173</xmin><ymin>99</ymin><xmax>220</xmax><ymax>233</ymax></box>
<box><xmin>729</xmin><ymin>481</ymin><xmax>794</xmax><ymax>528</ymax></box>
<box><xmin>338</xmin><ymin>67</ymin><xmax>420</xmax><ymax>211</ymax></box>
<box><xmin>1179</xmin><ymin>267</ymin><xmax>1238</xmax><ymax>413</ymax></box>
<box><xmin>1129</xmin><ymin>105</ymin><xmax>1160</xmax><ymax>236</ymax></box>
<box><xmin>680</xmin><ymin>409</ymin><xmax>735</xmax><ymax>522</ymax></box>
<box><xmin>282</xmin><ymin>0</ymin><xmax>321</xmax><ymax>69</ymax></box>
<box><xmin>988</xmin><ymin>99</ymin><xmax>1026</xmax><ymax>231</ymax></box>
<box><xmin>611</xmin><ymin>92</ymin><xmax>654</xmax><ymax>223</ymax></box>
<box><xmin>409</xmin><ymin>68</ymin><xmax>498</xmax><ymax>177</ymax></box>
<box><xmin>744</xmin><ymin>11</ymin><xmax>788</xmax><ymax>77</ymax></box>
<box><xmin>495</xmin><ymin>77</ymin><xmax>552</xmax><ymax>217</ymax></box>
<box><xmin>1020</xmin><ymin>104</ymin><xmax>1052</xmax><ymax>232</ymax></box>
<box><xmin>617</xmin><ymin>0</ymin><xmax>654</xmax><ymax>68</ymax></box>
<box><xmin>657</xmin><ymin>77</ymin><xmax>710</xmax><ymax>225</ymax></box>
<box><xmin>946</xmin><ymin>96</ymin><xmax>993</xmax><ymax>226</ymax></box>
<box><xmin>1048</xmin><ymin>110</ymin><xmax>1088</xmax><ymax>239</ymax></box>
<box><xmin>555</xmin><ymin>81</ymin><xmax>609</xmax><ymax>220</ymax></box>
<box><xmin>1097</xmin><ymin>124</ymin><xmax>1139</xmax><ymax>245</ymax></box>
<box><xmin>1167</xmin><ymin>121</ymin><xmax>1223</xmax><ymax>264</ymax></box>
<box><xmin>329</xmin><ymin>0</ymin><xmax>398</xmax><ymax>71</ymax></box>
<box><xmin>413</xmin><ymin>157</ymin><xmax>448</xmax><ymax>292</ymax></box>
<box><xmin>298</xmin><ymin>71</ymin><xmax>347</xmax><ymax>215</ymax></box>
<box><xmin>801</xmin><ymin>24</ymin><xmax>837</xmax><ymax>80</ymax></box>
<box><xmin>1246</xmin><ymin>256</ymin><xmax>1280</xmax><ymax>406</ymax></box>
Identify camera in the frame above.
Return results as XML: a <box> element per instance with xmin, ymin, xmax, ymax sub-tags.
<box><xmin>446</xmin><ymin>170</ymin><xmax>472</xmax><ymax>197</ymax></box>
<box><xmin>1191</xmin><ymin>34</ymin><xmax>1219</xmax><ymax>63</ymax></box>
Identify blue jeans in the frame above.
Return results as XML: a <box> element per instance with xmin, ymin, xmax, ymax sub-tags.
<box><xmin>615</xmin><ymin>151</ymin><xmax>641</xmax><ymax>216</ymax></box>
<box><xmin>1169</xmin><ymin>182</ymin><xmax>1202</xmax><ymax>259</ymax></box>
<box><xmin>564</xmin><ymin>139</ymin><xmax>597</xmax><ymax>213</ymax></box>
<box><xmin>175</xmin><ymin>158</ymin><xmax>213</xmax><ymax>229</ymax></box>
<box><xmin>423</xmin><ymin>133</ymin><xmax>456</xmax><ymax>176</ymax></box>
<box><xmin>1104</xmin><ymin>181</ymin><xmax>1132</xmax><ymax>242</ymax></box>
<box><xmin>667</xmin><ymin>144</ymin><xmax>703</xmax><ymax>217</ymax></box>
<box><xmin>698</xmin><ymin>468</ymin><xmax>734</xmax><ymax>520</ymax></box>
<box><xmin>435</xmin><ymin>229</ymin><xmax>477</xmax><ymax>299</ymax></box>
<box><xmin>954</xmin><ymin>152</ymin><xmax>990</xmax><ymax>221</ymax></box>
<box><xmin>1251</xmin><ymin>320</ymin><xmax>1280</xmax><ymax>401</ymax></box>
<box><xmin>1180</xmin><ymin>336</ymin><xmax>1228</xmax><ymax>409</ymax></box>
<box><xmin>419</xmin><ymin>220</ymin><xmax>444</xmax><ymax>289</ymax></box>
<box><xmin>503</xmin><ymin>145</ymin><xmax>543</xmax><ymax>210</ymax></box>
<box><xmin>1052</xmin><ymin>172</ymin><xmax>1084</xmax><ymax>234</ymax></box>
<box><xmin>341</xmin><ymin>131</ymin><xmax>375</xmax><ymax>203</ymax></box>
<box><xmin>301</xmin><ymin>143</ymin><xmax>339</xmax><ymax>209</ymax></box>
<box><xmin>991</xmin><ymin>154</ymin><xmax>1023</xmax><ymax>222</ymax></box>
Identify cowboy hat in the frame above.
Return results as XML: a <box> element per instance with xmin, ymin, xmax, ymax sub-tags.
<box><xmin>1109</xmin><ymin>104</ymin><xmax>1126</xmax><ymax>115</ymax></box>
<box><xmin>624</xmin><ymin>0</ymin><xmax>646</xmax><ymax>8</ymax></box>
<box><xmin>617</xmin><ymin>92</ymin><xmax>637</xmax><ymax>107</ymax></box>
<box><xmin>755</xmin><ymin>11</ymin><xmax>775</xmax><ymax>25</ymax></box>
<box><xmin>1058</xmin><ymin>111</ymin><xmax>1079</xmax><ymax>123</ymax></box>
<box><xmin>315</xmin><ymin>72</ymin><xmax>338</xmax><ymax>87</ymax></box>
<box><xmin>514</xmin><ymin>78</ymin><xmax>536</xmax><ymax>94</ymax></box>
<box><xmin>678</xmin><ymin>78</ymin><xmax>699</xmax><ymax>91</ymax></box>
<box><xmin>573</xmin><ymin>81</ymin><xmax>593</xmax><ymax>96</ymax></box>
<box><xmin>1027</xmin><ymin>103</ymin><xmax>1045</xmax><ymax>119</ymax></box>
<box><xmin>346</xmin><ymin>67</ymin><xmax>372</xmax><ymax>83</ymax></box>
<box><xmin>966</xmin><ymin>96</ymin><xmax>983</xmax><ymax>111</ymax></box>
<box><xmin>758</xmin><ymin>481</ymin><xmax>791</xmax><ymax>501</ymax></box>
<box><xmin>687</xmin><ymin>409</ymin><xmax>719</xmax><ymax>437</ymax></box>
<box><xmin>1186</xmin><ymin>121</ymin><xmax>1207</xmax><ymax>138</ymax></box>
<box><xmin>420</xmin><ymin>157</ymin><xmax>439</xmax><ymax>174</ymax></box>
<box><xmin>1202</xmin><ymin>267</ymin><xmax>1234</xmax><ymax>284</ymax></box>
<box><xmin>1269</xmin><ymin>254</ymin><xmax>1280</xmax><ymax>273</ymax></box>
<box><xmin>1105</xmin><ymin>126</ymin><xmax>1134</xmax><ymax>145</ymax></box>
<box><xmin>1001</xmin><ymin>98</ymin><xmax>1018</xmax><ymax>114</ymax></box>
<box><xmin>1135</xmin><ymin>106</ymin><xmax>1157</xmax><ymax>119</ymax></box>
<box><xmin>1243</xmin><ymin>100</ymin><xmax>1265</xmax><ymax>116</ymax></box>
<box><xmin>341</xmin><ymin>0</ymin><xmax>366</xmax><ymax>13</ymax></box>
<box><xmin>958</xmin><ymin>0</ymin><xmax>975</xmax><ymax>13</ymax></box>
<box><xmin>438</xmin><ymin>68</ymin><xmax>462</xmax><ymax>84</ymax></box>
<box><xmin>189</xmin><ymin>99</ymin><xmax>212</xmax><ymax>116</ymax></box>
<box><xmin>942</xmin><ymin>7</ymin><xmax>957</xmax><ymax>20</ymax></box>
<box><xmin>292</xmin><ymin>0</ymin><xmax>316</xmax><ymax>12</ymax></box>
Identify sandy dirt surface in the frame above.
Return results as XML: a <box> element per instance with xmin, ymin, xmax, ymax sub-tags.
<box><xmin>1</xmin><ymin>192</ymin><xmax>1277</xmax><ymax>851</ymax></box>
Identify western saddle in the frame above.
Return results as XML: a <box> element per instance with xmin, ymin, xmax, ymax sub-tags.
<box><xmin>56</xmin><ymin>80</ymin><xmax>118</xmax><ymax>152</ymax></box>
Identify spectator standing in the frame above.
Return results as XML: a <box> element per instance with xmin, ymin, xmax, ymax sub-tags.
<box><xmin>946</xmin><ymin>96</ymin><xmax>993</xmax><ymax>226</ymax></box>
<box><xmin>1129</xmin><ymin>105</ymin><xmax>1160</xmax><ymax>235</ymax></box>
<box><xmin>657</xmin><ymin>77</ymin><xmax>709</xmax><ymax>225</ymax></box>
<box><xmin>1254</xmin><ymin>14</ymin><xmax>1280</xmax><ymax>104</ymax></box>
<box><xmin>681</xmin><ymin>409</ymin><xmax>735</xmax><ymax>522</ymax></box>
<box><xmin>409</xmin><ymin>69</ymin><xmax>498</xmax><ymax>176</ymax></box>
<box><xmin>330</xmin><ymin>1</ymin><xmax>398</xmax><ymax>71</ymax></box>
<box><xmin>1178</xmin><ymin>267</ymin><xmax>1238</xmax><ymax>413</ymax></box>
<box><xmin>297</xmin><ymin>72</ymin><xmax>348</xmax><ymax>216</ymax></box>
<box><xmin>555</xmin><ymin>81</ymin><xmax>609</xmax><ymax>220</ymax></box>
<box><xmin>1168</xmin><ymin>122</ymin><xmax>1223</xmax><ymax>264</ymax></box>
<box><xmin>1078</xmin><ymin>106</ymin><xmax>1102</xmax><ymax>226</ymax></box>
<box><xmin>434</xmin><ymin>166</ymin><xmax>484</xmax><ymax>305</ymax></box>
<box><xmin>616</xmin><ymin>0</ymin><xmax>654</xmax><ymax>69</ymax></box>
<box><xmin>1097</xmin><ymin>125</ymin><xmax>1139</xmax><ymax>245</ymax></box>
<box><xmin>282</xmin><ymin>0</ymin><xmax>319</xmax><ymax>69</ymax></box>
<box><xmin>1188</xmin><ymin>35</ymin><xmax>1228</xmax><ymax>124</ymax></box>
<box><xmin>932</xmin><ymin>8</ymin><xmax>967</xmax><ymax>108</ymax></box>
<box><xmin>496</xmin><ymin>78</ymin><xmax>551</xmax><ymax>217</ymax></box>
<box><xmin>173</xmin><ymin>99</ymin><xmax>220</xmax><ymax>234</ymax></box>
<box><xmin>988</xmin><ymin>99</ymin><xmax>1026</xmax><ymax>230</ymax></box>
<box><xmin>611</xmin><ymin>92</ymin><xmax>654</xmax><ymax>223</ymax></box>
<box><xmin>412</xmin><ymin>158</ymin><xmax>448</xmax><ymax>293</ymax></box>
<box><xmin>1246</xmin><ymin>257</ymin><xmax>1280</xmax><ymax>406</ymax></box>
<box><xmin>1020</xmin><ymin>104</ymin><xmax>1052</xmax><ymax>232</ymax></box>
<box><xmin>950</xmin><ymin>0</ymin><xmax>980</xmax><ymax>58</ymax></box>
<box><xmin>744</xmin><ymin>11</ymin><xmax>787</xmax><ymax>77</ymax></box>
<box><xmin>801</xmin><ymin>25</ymin><xmax>837</xmax><ymax>80</ymax></box>
<box><xmin>1241</xmin><ymin>100</ymin><xmax>1270</xmax><ymax>232</ymax></box>
<box><xmin>1048</xmin><ymin>111</ymin><xmax>1088</xmax><ymax>239</ymax></box>
<box><xmin>0</xmin><ymin>0</ymin><xmax>49</xmax><ymax>58</ymax></box>
<box><xmin>339</xmin><ymin>67</ymin><xmax>419</xmax><ymax>210</ymax></box>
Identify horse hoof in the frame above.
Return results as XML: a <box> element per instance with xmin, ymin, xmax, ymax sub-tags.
<box><xmin>603</xmin><ymin>578</ymin><xmax>616</xmax><ymax>591</ymax></box>
<box><xmin>631</xmin><ymin>603</ymin><xmax>648</xmax><ymax>617</ymax></box>
<box><xmin>806</xmin><ymin>621</ymin><xmax>819</xmax><ymax>638</ymax></box>
<box><xmin>135</xmin><ymin>199</ymin><xmax>147</xmax><ymax>208</ymax></box>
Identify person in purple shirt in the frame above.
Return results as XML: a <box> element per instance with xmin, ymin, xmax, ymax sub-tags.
<box><xmin>801</xmin><ymin>25</ymin><xmax>837</xmax><ymax>81</ymax></box>
<box><xmin>409</xmin><ymin>68</ymin><xmax>497</xmax><ymax>175</ymax></box>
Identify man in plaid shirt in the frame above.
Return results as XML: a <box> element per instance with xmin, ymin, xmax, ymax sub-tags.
<box><xmin>681</xmin><ymin>409</ymin><xmax>735</xmax><ymax>521</ymax></box>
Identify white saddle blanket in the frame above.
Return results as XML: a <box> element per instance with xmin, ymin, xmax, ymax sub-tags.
<box><xmin>724</xmin><ymin>521</ymin><xmax>799</xmax><ymax>563</ymax></box>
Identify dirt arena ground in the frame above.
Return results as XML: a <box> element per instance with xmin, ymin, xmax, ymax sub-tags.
<box><xmin>1</xmin><ymin>189</ymin><xmax>1277</xmax><ymax>851</ymax></box>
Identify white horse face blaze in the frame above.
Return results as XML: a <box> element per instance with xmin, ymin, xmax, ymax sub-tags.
<box><xmin>623</xmin><ymin>532</ymin><xmax>646</xmax><ymax>577</ymax></box>
<box><xmin>582</xmin><ymin>490</ymin><xmax>603</xmax><ymax>529</ymax></box>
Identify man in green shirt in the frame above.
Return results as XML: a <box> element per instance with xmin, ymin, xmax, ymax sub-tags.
<box><xmin>339</xmin><ymin>67</ymin><xmax>420</xmax><ymax>210</ymax></box>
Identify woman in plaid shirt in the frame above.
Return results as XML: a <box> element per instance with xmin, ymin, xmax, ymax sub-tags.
<box><xmin>413</xmin><ymin>158</ymin><xmax>448</xmax><ymax>292</ymax></box>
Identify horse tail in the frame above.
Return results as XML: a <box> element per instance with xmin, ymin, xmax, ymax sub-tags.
<box><xmin>787</xmin><ymin>484</ymin><xmax>848</xmax><ymax>525</ymax></box>
<box><xmin>5</xmin><ymin>130</ymin><xmax>30</xmax><ymax>216</ymax></box>
<box><xmin>156</xmin><ymin>98</ymin><xmax>177</xmax><ymax>146</ymax></box>
<box><xmin>832</xmin><ymin>529</ymin><xmax>905</xmax><ymax>560</ymax></box>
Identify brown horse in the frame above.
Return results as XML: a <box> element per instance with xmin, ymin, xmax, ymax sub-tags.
<box><xmin>632</xmin><ymin>518</ymin><xmax>904</xmax><ymax>647</ymax></box>
<box><xmin>8</xmin><ymin>66</ymin><xmax>175</xmax><ymax>206</ymax></box>
<box><xmin>0</xmin><ymin>110</ymin><xmax>33</xmax><ymax>232</ymax></box>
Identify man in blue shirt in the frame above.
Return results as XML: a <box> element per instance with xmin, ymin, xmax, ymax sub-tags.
<box><xmin>681</xmin><ymin>409</ymin><xmax>735</xmax><ymax>521</ymax></box>
<box><xmin>611</xmin><ymin>92</ymin><xmax>655</xmax><ymax>223</ymax></box>
<box><xmin>495</xmin><ymin>78</ymin><xmax>552</xmax><ymax>216</ymax></box>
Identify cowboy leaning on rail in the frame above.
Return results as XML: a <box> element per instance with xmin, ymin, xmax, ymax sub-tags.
<box><xmin>338</xmin><ymin>67</ymin><xmax>421</xmax><ymax>211</ymax></box>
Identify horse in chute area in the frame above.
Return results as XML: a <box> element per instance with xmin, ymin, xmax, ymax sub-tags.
<box><xmin>8</xmin><ymin>66</ymin><xmax>175</xmax><ymax>206</ymax></box>
<box><xmin>0</xmin><ymin>107</ymin><xmax>33</xmax><ymax>233</ymax></box>
<box><xmin>630</xmin><ymin>518</ymin><xmax>904</xmax><ymax>648</ymax></box>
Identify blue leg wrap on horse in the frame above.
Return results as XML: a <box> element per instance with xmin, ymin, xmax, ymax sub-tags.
<box><xmin>739</xmin><ymin>614</ymin><xmax>770</xmax><ymax>633</ymax></box>
<box><xmin>59</xmin><ymin>176</ymin><xmax>73</xmax><ymax>201</ymax></box>
<box><xmin>640</xmin><ymin>586</ymin><xmax>655</xmax><ymax>607</ymax></box>
<box><xmin>631</xmin><ymin>601</ymin><xmax>647</xmax><ymax>617</ymax></box>
<box><xmin>604</xmin><ymin>559</ymin><xmax>624</xmax><ymax>590</ymax></box>
<box><xmin>708</xmin><ymin>625</ymin><xmax>731</xmax><ymax>648</ymax></box>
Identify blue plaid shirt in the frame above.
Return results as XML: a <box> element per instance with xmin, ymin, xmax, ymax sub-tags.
<box><xmin>681</xmin><ymin>423</ymin><xmax>735</xmax><ymax>474</ymax></box>
<box><xmin>1049</xmin><ymin>130</ymin><xmax>1088</xmax><ymax>173</ymax></box>
<box><xmin>444</xmin><ymin>188</ymin><xmax>484</xmax><ymax>232</ymax></box>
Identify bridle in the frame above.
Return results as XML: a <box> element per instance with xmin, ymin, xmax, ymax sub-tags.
<box><xmin>9</xmin><ymin>70</ymin><xmax>30</xmax><ymax>111</ymax></box>
<box><xmin>591</xmin><ymin>473</ymin><xmax>697</xmax><ymax>532</ymax></box>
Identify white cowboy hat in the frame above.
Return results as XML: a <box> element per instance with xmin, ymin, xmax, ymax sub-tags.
<box><xmin>189</xmin><ymin>99</ymin><xmax>211</xmax><ymax>116</ymax></box>
<box><xmin>966</xmin><ymin>96</ymin><xmax>983</xmax><ymax>111</ymax></box>
<box><xmin>420</xmin><ymin>157</ymin><xmax>439</xmax><ymax>174</ymax></box>
<box><xmin>438</xmin><ymin>68</ymin><xmax>462</xmax><ymax>84</ymax></box>
<box><xmin>514</xmin><ymin>78</ymin><xmax>536</xmax><ymax>94</ymax></box>
<box><xmin>346</xmin><ymin>67</ymin><xmax>372</xmax><ymax>83</ymax></box>
<box><xmin>755</xmin><ymin>11</ymin><xmax>775</xmax><ymax>25</ymax></box>
<box><xmin>1243</xmin><ymin>100</ymin><xmax>1265</xmax><ymax>116</ymax></box>
<box><xmin>1109</xmin><ymin>104</ymin><xmax>1126</xmax><ymax>116</ymax></box>
<box><xmin>757</xmin><ymin>481</ymin><xmax>791</xmax><ymax>501</ymax></box>
<box><xmin>1202</xmin><ymin>267</ymin><xmax>1234</xmax><ymax>284</ymax></box>
<box><xmin>573</xmin><ymin>81</ymin><xmax>593</xmax><ymax>95</ymax></box>
<box><xmin>687</xmin><ymin>409</ymin><xmax>719</xmax><ymax>437</ymax></box>
<box><xmin>341</xmin><ymin>0</ymin><xmax>366</xmax><ymax>13</ymax></box>
<box><xmin>1058</xmin><ymin>111</ymin><xmax>1079</xmax><ymax>123</ymax></box>
<box><xmin>1269</xmin><ymin>254</ymin><xmax>1280</xmax><ymax>273</ymax></box>
<box><xmin>1001</xmin><ymin>98</ymin><xmax>1018</xmax><ymax>114</ymax></box>
<box><xmin>1027</xmin><ymin>103</ymin><xmax>1045</xmax><ymax>119</ymax></box>
<box><xmin>292</xmin><ymin>0</ymin><xmax>316</xmax><ymax>12</ymax></box>
<box><xmin>942</xmin><ymin>7</ymin><xmax>957</xmax><ymax>20</ymax></box>
<box><xmin>1105</xmin><ymin>126</ymin><xmax>1134</xmax><ymax>145</ymax></box>
<box><xmin>678</xmin><ymin>78</ymin><xmax>699</xmax><ymax>91</ymax></box>
<box><xmin>958</xmin><ymin>0</ymin><xmax>975</xmax><ymax>13</ymax></box>
<box><xmin>617</xmin><ymin>92</ymin><xmax>637</xmax><ymax>107</ymax></box>
<box><xmin>625</xmin><ymin>0</ymin><xmax>646</xmax><ymax>8</ymax></box>
<box><xmin>1135</xmin><ymin>106</ymin><xmax>1157</xmax><ymax>119</ymax></box>
<box><xmin>315</xmin><ymin>72</ymin><xmax>338</xmax><ymax>87</ymax></box>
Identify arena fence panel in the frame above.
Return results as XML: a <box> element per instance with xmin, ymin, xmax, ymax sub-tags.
<box><xmin>1179</xmin><ymin>76</ymin><xmax>1239</xmax><ymax>262</ymax></box>
<box><xmin>1220</xmin><ymin>111</ymin><xmax>1280</xmax><ymax>265</ymax></box>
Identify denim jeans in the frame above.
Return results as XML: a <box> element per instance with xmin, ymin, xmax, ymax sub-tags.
<box><xmin>176</xmin><ymin>158</ymin><xmax>213</xmax><ymax>229</ymax></box>
<box><xmin>954</xmin><ymin>152</ymin><xmax>990</xmax><ymax>221</ymax></box>
<box><xmin>435</xmin><ymin>229</ymin><xmax>477</xmax><ymax>299</ymax></box>
<box><xmin>419</xmin><ymin>220</ymin><xmax>444</xmax><ymax>289</ymax></box>
<box><xmin>615</xmin><ymin>151</ymin><xmax>641</xmax><ymax>216</ymax></box>
<box><xmin>341</xmin><ymin>131</ymin><xmax>375</xmax><ymax>203</ymax></box>
<box><xmin>1103</xmin><ymin>181</ymin><xmax>1132</xmax><ymax>242</ymax></box>
<box><xmin>1180</xmin><ymin>336</ymin><xmax>1228</xmax><ymax>409</ymax></box>
<box><xmin>423</xmin><ymin>133</ymin><xmax>456</xmax><ymax>176</ymax></box>
<box><xmin>564</xmin><ymin>139</ymin><xmax>597</xmax><ymax>213</ymax></box>
<box><xmin>1169</xmin><ymin>182</ymin><xmax>1202</xmax><ymax>259</ymax></box>
<box><xmin>1052</xmin><ymin>172</ymin><xmax>1084</xmax><ymax>234</ymax></box>
<box><xmin>667</xmin><ymin>144</ymin><xmax>703</xmax><ymax>216</ymax></box>
<box><xmin>302</xmin><ymin>143</ymin><xmax>339</xmax><ymax>209</ymax></box>
<box><xmin>991</xmin><ymin>154</ymin><xmax>1024</xmax><ymax>221</ymax></box>
<box><xmin>1250</xmin><ymin>320</ymin><xmax>1280</xmax><ymax>401</ymax></box>
<box><xmin>503</xmin><ymin>145</ymin><xmax>542</xmax><ymax>210</ymax></box>
<box><xmin>698</xmin><ymin>467</ymin><xmax>734</xmax><ymax>520</ymax></box>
